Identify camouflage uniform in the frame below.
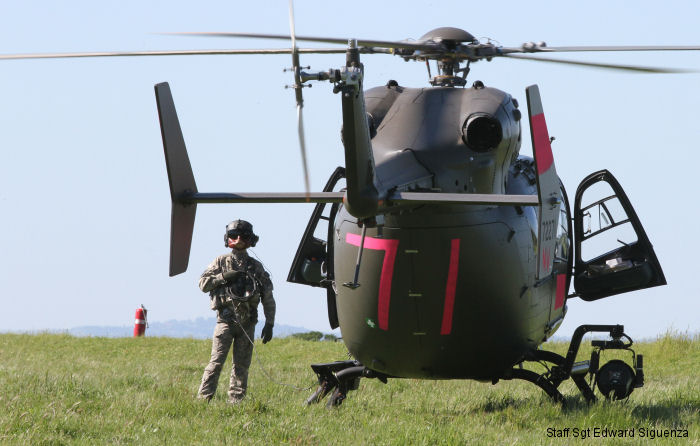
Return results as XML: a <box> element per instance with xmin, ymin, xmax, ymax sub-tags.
<box><xmin>197</xmin><ymin>249</ymin><xmax>275</xmax><ymax>403</ymax></box>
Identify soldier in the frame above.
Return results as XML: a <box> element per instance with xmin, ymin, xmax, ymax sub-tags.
<box><xmin>197</xmin><ymin>219</ymin><xmax>275</xmax><ymax>404</ymax></box>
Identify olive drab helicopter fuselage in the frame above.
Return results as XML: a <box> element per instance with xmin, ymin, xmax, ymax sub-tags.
<box><xmin>295</xmin><ymin>83</ymin><xmax>553</xmax><ymax>378</ymax></box>
<box><xmin>312</xmin><ymin>84</ymin><xmax>560</xmax><ymax>380</ymax></box>
<box><xmin>6</xmin><ymin>23</ymin><xmax>684</xmax><ymax>406</ymax></box>
<box><xmin>282</xmin><ymin>78</ymin><xmax>666</xmax><ymax>403</ymax></box>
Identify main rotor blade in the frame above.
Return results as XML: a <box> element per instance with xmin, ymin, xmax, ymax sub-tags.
<box><xmin>503</xmin><ymin>54</ymin><xmax>693</xmax><ymax>73</ymax></box>
<box><xmin>533</xmin><ymin>45</ymin><xmax>700</xmax><ymax>53</ymax></box>
<box><xmin>0</xmin><ymin>48</ymin><xmax>347</xmax><ymax>61</ymax></box>
<box><xmin>167</xmin><ymin>32</ymin><xmax>437</xmax><ymax>52</ymax></box>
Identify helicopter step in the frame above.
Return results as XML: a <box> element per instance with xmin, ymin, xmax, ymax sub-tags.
<box><xmin>306</xmin><ymin>360</ymin><xmax>388</xmax><ymax>407</ymax></box>
<box><xmin>500</xmin><ymin>324</ymin><xmax>644</xmax><ymax>405</ymax></box>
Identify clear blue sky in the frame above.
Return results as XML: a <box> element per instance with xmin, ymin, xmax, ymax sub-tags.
<box><xmin>1</xmin><ymin>0</ymin><xmax>698</xmax><ymax>339</ymax></box>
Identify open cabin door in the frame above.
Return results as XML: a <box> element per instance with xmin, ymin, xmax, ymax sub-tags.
<box><xmin>287</xmin><ymin>167</ymin><xmax>345</xmax><ymax>328</ymax></box>
<box><xmin>573</xmin><ymin>170</ymin><xmax>666</xmax><ymax>301</ymax></box>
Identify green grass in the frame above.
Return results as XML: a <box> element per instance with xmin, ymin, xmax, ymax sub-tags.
<box><xmin>1</xmin><ymin>332</ymin><xmax>698</xmax><ymax>445</ymax></box>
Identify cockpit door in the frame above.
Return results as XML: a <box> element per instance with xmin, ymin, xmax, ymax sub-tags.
<box><xmin>287</xmin><ymin>167</ymin><xmax>345</xmax><ymax>328</ymax></box>
<box><xmin>573</xmin><ymin>170</ymin><xmax>666</xmax><ymax>301</ymax></box>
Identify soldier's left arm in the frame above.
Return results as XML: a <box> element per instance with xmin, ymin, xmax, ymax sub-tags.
<box><xmin>255</xmin><ymin>263</ymin><xmax>276</xmax><ymax>326</ymax></box>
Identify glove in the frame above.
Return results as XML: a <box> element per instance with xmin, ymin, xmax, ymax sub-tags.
<box><xmin>261</xmin><ymin>322</ymin><xmax>273</xmax><ymax>344</ymax></box>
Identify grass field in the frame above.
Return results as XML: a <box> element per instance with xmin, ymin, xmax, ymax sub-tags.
<box><xmin>1</xmin><ymin>332</ymin><xmax>697</xmax><ymax>445</ymax></box>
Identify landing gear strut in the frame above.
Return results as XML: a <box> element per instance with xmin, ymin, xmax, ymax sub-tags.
<box><xmin>501</xmin><ymin>324</ymin><xmax>644</xmax><ymax>405</ymax></box>
<box><xmin>306</xmin><ymin>360</ymin><xmax>388</xmax><ymax>407</ymax></box>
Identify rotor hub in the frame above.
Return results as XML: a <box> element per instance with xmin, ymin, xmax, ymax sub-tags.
<box><xmin>419</xmin><ymin>27</ymin><xmax>477</xmax><ymax>45</ymax></box>
<box><xmin>417</xmin><ymin>27</ymin><xmax>477</xmax><ymax>87</ymax></box>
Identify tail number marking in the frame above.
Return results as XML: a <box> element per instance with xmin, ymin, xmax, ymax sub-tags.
<box><xmin>346</xmin><ymin>233</ymin><xmax>399</xmax><ymax>331</ymax></box>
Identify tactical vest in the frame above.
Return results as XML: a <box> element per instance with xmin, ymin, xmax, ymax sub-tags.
<box><xmin>210</xmin><ymin>254</ymin><xmax>262</xmax><ymax>323</ymax></box>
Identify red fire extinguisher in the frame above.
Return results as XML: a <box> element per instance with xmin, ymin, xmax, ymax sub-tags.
<box><xmin>134</xmin><ymin>304</ymin><xmax>148</xmax><ymax>337</ymax></box>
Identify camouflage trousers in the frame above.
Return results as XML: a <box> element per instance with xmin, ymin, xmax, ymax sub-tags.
<box><xmin>197</xmin><ymin>317</ymin><xmax>256</xmax><ymax>402</ymax></box>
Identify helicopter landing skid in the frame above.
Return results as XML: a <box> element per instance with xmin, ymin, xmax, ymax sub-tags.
<box><xmin>306</xmin><ymin>360</ymin><xmax>388</xmax><ymax>407</ymax></box>
<box><xmin>499</xmin><ymin>324</ymin><xmax>643</xmax><ymax>405</ymax></box>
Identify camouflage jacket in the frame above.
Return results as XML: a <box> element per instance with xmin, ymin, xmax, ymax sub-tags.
<box><xmin>199</xmin><ymin>249</ymin><xmax>275</xmax><ymax>325</ymax></box>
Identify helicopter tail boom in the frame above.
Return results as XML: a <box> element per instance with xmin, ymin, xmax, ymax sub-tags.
<box><xmin>389</xmin><ymin>191</ymin><xmax>538</xmax><ymax>206</ymax></box>
<box><xmin>155</xmin><ymin>82</ymin><xmax>346</xmax><ymax>276</ymax></box>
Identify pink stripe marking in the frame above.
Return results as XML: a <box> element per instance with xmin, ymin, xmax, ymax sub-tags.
<box><xmin>440</xmin><ymin>239</ymin><xmax>461</xmax><ymax>335</ymax></box>
<box><xmin>346</xmin><ymin>233</ymin><xmax>400</xmax><ymax>331</ymax></box>
<box><xmin>555</xmin><ymin>274</ymin><xmax>566</xmax><ymax>310</ymax></box>
<box><xmin>542</xmin><ymin>247</ymin><xmax>551</xmax><ymax>272</ymax></box>
<box><xmin>532</xmin><ymin>113</ymin><xmax>553</xmax><ymax>174</ymax></box>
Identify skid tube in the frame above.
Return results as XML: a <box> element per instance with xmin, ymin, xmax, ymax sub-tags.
<box><xmin>306</xmin><ymin>360</ymin><xmax>388</xmax><ymax>407</ymax></box>
<box><xmin>499</xmin><ymin>324</ymin><xmax>643</xmax><ymax>405</ymax></box>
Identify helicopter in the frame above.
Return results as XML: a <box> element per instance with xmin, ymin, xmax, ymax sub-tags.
<box><xmin>3</xmin><ymin>18</ymin><xmax>697</xmax><ymax>406</ymax></box>
<box><xmin>154</xmin><ymin>26</ymin><xmax>698</xmax><ymax>406</ymax></box>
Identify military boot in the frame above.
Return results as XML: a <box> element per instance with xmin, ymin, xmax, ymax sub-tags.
<box><xmin>227</xmin><ymin>395</ymin><xmax>245</xmax><ymax>405</ymax></box>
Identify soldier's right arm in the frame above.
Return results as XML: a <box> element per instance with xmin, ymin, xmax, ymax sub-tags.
<box><xmin>199</xmin><ymin>256</ymin><xmax>227</xmax><ymax>293</ymax></box>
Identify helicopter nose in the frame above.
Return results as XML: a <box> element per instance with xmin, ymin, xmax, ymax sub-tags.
<box><xmin>461</xmin><ymin>113</ymin><xmax>503</xmax><ymax>152</ymax></box>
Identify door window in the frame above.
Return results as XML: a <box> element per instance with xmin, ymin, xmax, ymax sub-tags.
<box><xmin>579</xmin><ymin>181</ymin><xmax>637</xmax><ymax>263</ymax></box>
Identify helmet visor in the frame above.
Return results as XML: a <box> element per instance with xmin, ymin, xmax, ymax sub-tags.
<box><xmin>227</xmin><ymin>229</ymin><xmax>249</xmax><ymax>240</ymax></box>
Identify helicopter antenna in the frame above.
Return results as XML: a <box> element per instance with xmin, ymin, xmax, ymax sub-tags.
<box><xmin>287</xmin><ymin>0</ymin><xmax>311</xmax><ymax>200</ymax></box>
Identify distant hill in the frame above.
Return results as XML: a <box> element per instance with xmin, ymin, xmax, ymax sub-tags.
<box><xmin>66</xmin><ymin>317</ymin><xmax>311</xmax><ymax>339</ymax></box>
